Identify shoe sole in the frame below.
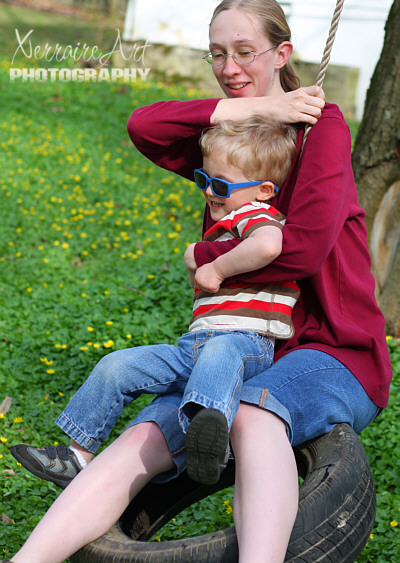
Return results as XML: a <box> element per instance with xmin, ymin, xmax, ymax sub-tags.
<box><xmin>185</xmin><ymin>408</ymin><xmax>229</xmax><ymax>485</ymax></box>
<box><xmin>10</xmin><ymin>445</ymin><xmax>71</xmax><ymax>489</ymax></box>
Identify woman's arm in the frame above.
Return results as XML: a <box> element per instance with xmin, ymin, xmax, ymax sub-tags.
<box><xmin>211</xmin><ymin>86</ymin><xmax>325</xmax><ymax>125</ymax></box>
<box><xmin>127</xmin><ymin>99</ymin><xmax>221</xmax><ymax>180</ymax></box>
<box><xmin>127</xmin><ymin>87</ymin><xmax>325</xmax><ymax>181</ymax></box>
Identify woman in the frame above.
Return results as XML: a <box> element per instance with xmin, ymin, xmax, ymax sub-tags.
<box><xmin>7</xmin><ymin>1</ymin><xmax>392</xmax><ymax>562</ymax></box>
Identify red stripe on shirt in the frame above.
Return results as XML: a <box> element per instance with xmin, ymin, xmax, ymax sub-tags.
<box><xmin>193</xmin><ymin>299</ymin><xmax>293</xmax><ymax>317</ymax></box>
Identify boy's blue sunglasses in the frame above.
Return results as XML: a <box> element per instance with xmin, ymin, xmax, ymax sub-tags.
<box><xmin>194</xmin><ymin>168</ymin><xmax>279</xmax><ymax>199</ymax></box>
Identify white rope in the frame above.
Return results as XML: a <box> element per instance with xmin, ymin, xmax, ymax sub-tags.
<box><xmin>302</xmin><ymin>0</ymin><xmax>345</xmax><ymax>146</ymax></box>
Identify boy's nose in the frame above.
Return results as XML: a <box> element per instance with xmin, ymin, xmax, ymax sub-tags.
<box><xmin>205</xmin><ymin>185</ymin><xmax>214</xmax><ymax>197</ymax></box>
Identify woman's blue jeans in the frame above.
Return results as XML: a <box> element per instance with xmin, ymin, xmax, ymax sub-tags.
<box><xmin>56</xmin><ymin>330</ymin><xmax>273</xmax><ymax>453</ymax></box>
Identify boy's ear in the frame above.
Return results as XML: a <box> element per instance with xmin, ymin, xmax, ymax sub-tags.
<box><xmin>256</xmin><ymin>181</ymin><xmax>276</xmax><ymax>201</ymax></box>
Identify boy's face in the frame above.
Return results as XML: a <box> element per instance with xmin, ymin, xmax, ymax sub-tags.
<box><xmin>202</xmin><ymin>150</ymin><xmax>273</xmax><ymax>222</ymax></box>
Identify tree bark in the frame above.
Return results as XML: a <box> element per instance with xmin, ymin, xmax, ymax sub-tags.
<box><xmin>352</xmin><ymin>0</ymin><xmax>400</xmax><ymax>337</ymax></box>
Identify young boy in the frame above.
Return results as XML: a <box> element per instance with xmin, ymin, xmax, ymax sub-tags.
<box><xmin>181</xmin><ymin>116</ymin><xmax>299</xmax><ymax>483</ymax></box>
<box><xmin>11</xmin><ymin>116</ymin><xmax>299</xmax><ymax>487</ymax></box>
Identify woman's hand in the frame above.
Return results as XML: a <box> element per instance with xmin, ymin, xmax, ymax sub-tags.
<box><xmin>211</xmin><ymin>85</ymin><xmax>325</xmax><ymax>125</ymax></box>
<box><xmin>272</xmin><ymin>86</ymin><xmax>326</xmax><ymax>124</ymax></box>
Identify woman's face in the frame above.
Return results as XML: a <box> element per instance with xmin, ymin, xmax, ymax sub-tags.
<box><xmin>209</xmin><ymin>8</ymin><xmax>287</xmax><ymax>99</ymax></box>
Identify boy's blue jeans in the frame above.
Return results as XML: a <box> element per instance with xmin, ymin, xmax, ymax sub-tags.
<box><xmin>56</xmin><ymin>330</ymin><xmax>273</xmax><ymax>454</ymax></box>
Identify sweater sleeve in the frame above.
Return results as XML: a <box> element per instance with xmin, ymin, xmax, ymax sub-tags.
<box><xmin>194</xmin><ymin>108</ymin><xmax>357</xmax><ymax>284</ymax></box>
<box><xmin>127</xmin><ymin>98</ymin><xmax>221</xmax><ymax>180</ymax></box>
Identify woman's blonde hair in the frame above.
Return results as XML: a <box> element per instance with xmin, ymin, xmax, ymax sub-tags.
<box><xmin>200</xmin><ymin>116</ymin><xmax>298</xmax><ymax>188</ymax></box>
<box><xmin>210</xmin><ymin>0</ymin><xmax>300</xmax><ymax>92</ymax></box>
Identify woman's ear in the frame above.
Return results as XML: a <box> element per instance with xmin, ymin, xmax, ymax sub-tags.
<box><xmin>275</xmin><ymin>41</ymin><xmax>293</xmax><ymax>70</ymax></box>
<box><xmin>256</xmin><ymin>181</ymin><xmax>276</xmax><ymax>201</ymax></box>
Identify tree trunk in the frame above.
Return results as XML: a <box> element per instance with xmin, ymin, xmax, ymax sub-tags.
<box><xmin>352</xmin><ymin>0</ymin><xmax>400</xmax><ymax>337</ymax></box>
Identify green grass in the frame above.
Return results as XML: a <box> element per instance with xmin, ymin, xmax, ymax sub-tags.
<box><xmin>0</xmin><ymin>3</ymin><xmax>399</xmax><ymax>561</ymax></box>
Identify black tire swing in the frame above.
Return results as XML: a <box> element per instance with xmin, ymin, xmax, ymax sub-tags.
<box><xmin>70</xmin><ymin>1</ymin><xmax>376</xmax><ymax>561</ymax></box>
<box><xmin>70</xmin><ymin>424</ymin><xmax>376</xmax><ymax>562</ymax></box>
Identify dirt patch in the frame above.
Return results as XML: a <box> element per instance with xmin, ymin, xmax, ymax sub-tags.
<box><xmin>0</xmin><ymin>0</ymin><xmax>112</xmax><ymax>20</ymax></box>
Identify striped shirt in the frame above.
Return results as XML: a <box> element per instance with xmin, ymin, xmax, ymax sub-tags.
<box><xmin>189</xmin><ymin>202</ymin><xmax>300</xmax><ymax>339</ymax></box>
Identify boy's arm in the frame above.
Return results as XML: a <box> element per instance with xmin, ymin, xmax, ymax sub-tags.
<box><xmin>194</xmin><ymin>226</ymin><xmax>283</xmax><ymax>293</ymax></box>
<box><xmin>184</xmin><ymin>243</ymin><xmax>198</xmax><ymax>289</ymax></box>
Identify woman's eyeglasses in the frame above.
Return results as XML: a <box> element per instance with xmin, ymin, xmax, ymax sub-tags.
<box><xmin>202</xmin><ymin>45</ymin><xmax>278</xmax><ymax>67</ymax></box>
<box><xmin>194</xmin><ymin>169</ymin><xmax>278</xmax><ymax>199</ymax></box>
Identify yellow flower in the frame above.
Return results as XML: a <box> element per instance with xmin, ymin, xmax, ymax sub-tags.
<box><xmin>126</xmin><ymin>334</ymin><xmax>132</xmax><ymax>339</ymax></box>
<box><xmin>13</xmin><ymin>416</ymin><xmax>23</xmax><ymax>424</ymax></box>
<box><xmin>87</xmin><ymin>326</ymin><xmax>94</xmax><ymax>332</ymax></box>
<box><xmin>103</xmin><ymin>340</ymin><xmax>114</xmax><ymax>348</ymax></box>
<box><xmin>26</xmin><ymin>287</ymin><xmax>32</xmax><ymax>292</ymax></box>
<box><xmin>369</xmin><ymin>533</ymin><xmax>374</xmax><ymax>540</ymax></box>
<box><xmin>390</xmin><ymin>521</ymin><xmax>398</xmax><ymax>527</ymax></box>
<box><xmin>106</xmin><ymin>321</ymin><xmax>113</xmax><ymax>326</ymax></box>
<box><xmin>93</xmin><ymin>343</ymin><xmax>100</xmax><ymax>349</ymax></box>
<box><xmin>0</xmin><ymin>437</ymin><xmax>7</xmax><ymax>444</ymax></box>
<box><xmin>80</xmin><ymin>346</ymin><xmax>88</xmax><ymax>351</ymax></box>
<box><xmin>47</xmin><ymin>369</ymin><xmax>55</xmax><ymax>374</ymax></box>
<box><xmin>59</xmin><ymin>392</ymin><xmax>64</xmax><ymax>397</ymax></box>
<box><xmin>386</xmin><ymin>335</ymin><xmax>393</xmax><ymax>341</ymax></box>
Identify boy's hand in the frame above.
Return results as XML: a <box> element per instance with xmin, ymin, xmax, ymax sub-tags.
<box><xmin>194</xmin><ymin>262</ymin><xmax>225</xmax><ymax>293</ymax></box>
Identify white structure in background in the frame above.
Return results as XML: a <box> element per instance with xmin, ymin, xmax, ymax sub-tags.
<box><xmin>123</xmin><ymin>0</ymin><xmax>392</xmax><ymax>118</ymax></box>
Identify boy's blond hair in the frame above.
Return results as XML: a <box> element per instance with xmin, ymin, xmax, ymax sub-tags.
<box><xmin>200</xmin><ymin>116</ymin><xmax>298</xmax><ymax>188</ymax></box>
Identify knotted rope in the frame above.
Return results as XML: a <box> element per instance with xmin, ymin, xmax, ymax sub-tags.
<box><xmin>302</xmin><ymin>0</ymin><xmax>345</xmax><ymax>145</ymax></box>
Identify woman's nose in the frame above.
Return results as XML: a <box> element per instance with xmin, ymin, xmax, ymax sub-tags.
<box><xmin>222</xmin><ymin>54</ymin><xmax>241</xmax><ymax>75</ymax></box>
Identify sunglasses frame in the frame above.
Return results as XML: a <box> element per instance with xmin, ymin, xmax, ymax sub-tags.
<box><xmin>194</xmin><ymin>168</ymin><xmax>278</xmax><ymax>199</ymax></box>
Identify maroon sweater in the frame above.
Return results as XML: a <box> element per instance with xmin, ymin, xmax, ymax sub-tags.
<box><xmin>128</xmin><ymin>99</ymin><xmax>392</xmax><ymax>408</ymax></box>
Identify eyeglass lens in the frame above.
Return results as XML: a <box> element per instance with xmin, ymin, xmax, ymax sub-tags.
<box><xmin>195</xmin><ymin>170</ymin><xmax>228</xmax><ymax>197</ymax></box>
<box><xmin>206</xmin><ymin>50</ymin><xmax>255</xmax><ymax>66</ymax></box>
